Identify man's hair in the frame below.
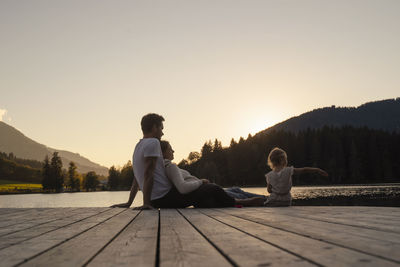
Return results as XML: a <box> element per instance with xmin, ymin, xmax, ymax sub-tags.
<box><xmin>160</xmin><ymin>140</ymin><xmax>170</xmax><ymax>154</ymax></box>
<box><xmin>141</xmin><ymin>113</ymin><xmax>165</xmax><ymax>134</ymax></box>
<box><xmin>267</xmin><ymin>147</ymin><xmax>287</xmax><ymax>169</ymax></box>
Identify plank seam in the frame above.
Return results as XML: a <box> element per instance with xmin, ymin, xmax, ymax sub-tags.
<box><xmin>155</xmin><ymin>209</ymin><xmax>160</xmax><ymax>267</ymax></box>
<box><xmin>199</xmin><ymin>210</ymin><xmax>323</xmax><ymax>267</ymax></box>
<box><xmin>219</xmin><ymin>209</ymin><xmax>400</xmax><ymax>264</ymax></box>
<box><xmin>177</xmin><ymin>209</ymin><xmax>238</xmax><ymax>267</ymax></box>
<box><xmin>14</xmin><ymin>208</ymin><xmax>129</xmax><ymax>267</ymax></box>
<box><xmin>0</xmin><ymin>208</ymin><xmax>112</xmax><ymax>252</ymax></box>
<box><xmin>81</xmin><ymin>209</ymin><xmax>142</xmax><ymax>267</ymax></box>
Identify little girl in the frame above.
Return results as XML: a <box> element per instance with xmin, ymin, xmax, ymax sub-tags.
<box><xmin>265</xmin><ymin>147</ymin><xmax>328</xmax><ymax>207</ymax></box>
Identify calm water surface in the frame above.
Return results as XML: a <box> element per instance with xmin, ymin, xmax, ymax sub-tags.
<box><xmin>1</xmin><ymin>184</ymin><xmax>399</xmax><ymax>208</ymax></box>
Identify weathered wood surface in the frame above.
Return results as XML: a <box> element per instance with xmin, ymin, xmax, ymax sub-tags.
<box><xmin>0</xmin><ymin>207</ymin><xmax>398</xmax><ymax>267</ymax></box>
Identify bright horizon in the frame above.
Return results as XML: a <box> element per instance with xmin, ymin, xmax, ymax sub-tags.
<box><xmin>1</xmin><ymin>1</ymin><xmax>400</xmax><ymax>168</ymax></box>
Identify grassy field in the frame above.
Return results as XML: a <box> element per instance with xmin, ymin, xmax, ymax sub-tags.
<box><xmin>0</xmin><ymin>180</ymin><xmax>42</xmax><ymax>192</ymax></box>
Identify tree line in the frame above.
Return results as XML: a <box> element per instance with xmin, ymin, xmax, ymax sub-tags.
<box><xmin>107</xmin><ymin>161</ymin><xmax>134</xmax><ymax>190</ymax></box>
<box><xmin>41</xmin><ymin>152</ymin><xmax>101</xmax><ymax>192</ymax></box>
<box><xmin>0</xmin><ymin>152</ymin><xmax>42</xmax><ymax>183</ymax></box>
<box><xmin>178</xmin><ymin>126</ymin><xmax>400</xmax><ymax>187</ymax></box>
<box><xmin>41</xmin><ymin>154</ymin><xmax>135</xmax><ymax>192</ymax></box>
<box><xmin>0</xmin><ymin>152</ymin><xmax>43</xmax><ymax>169</ymax></box>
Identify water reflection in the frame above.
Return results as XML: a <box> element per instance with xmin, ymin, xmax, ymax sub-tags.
<box><xmin>0</xmin><ymin>184</ymin><xmax>399</xmax><ymax>208</ymax></box>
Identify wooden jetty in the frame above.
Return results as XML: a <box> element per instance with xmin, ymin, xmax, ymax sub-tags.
<box><xmin>0</xmin><ymin>206</ymin><xmax>399</xmax><ymax>266</ymax></box>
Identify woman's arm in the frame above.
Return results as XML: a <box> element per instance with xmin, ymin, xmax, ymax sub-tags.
<box><xmin>166</xmin><ymin>163</ymin><xmax>202</xmax><ymax>194</ymax></box>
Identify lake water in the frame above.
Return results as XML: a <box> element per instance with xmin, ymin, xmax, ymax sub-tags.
<box><xmin>1</xmin><ymin>184</ymin><xmax>399</xmax><ymax>208</ymax></box>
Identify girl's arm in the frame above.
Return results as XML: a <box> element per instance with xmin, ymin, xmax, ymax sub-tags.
<box><xmin>166</xmin><ymin>163</ymin><xmax>202</xmax><ymax>194</ymax></box>
<box><xmin>293</xmin><ymin>167</ymin><xmax>328</xmax><ymax>176</ymax></box>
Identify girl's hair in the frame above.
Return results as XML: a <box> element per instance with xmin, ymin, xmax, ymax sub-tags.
<box><xmin>160</xmin><ymin>140</ymin><xmax>170</xmax><ymax>154</ymax></box>
<box><xmin>267</xmin><ymin>147</ymin><xmax>287</xmax><ymax>169</ymax></box>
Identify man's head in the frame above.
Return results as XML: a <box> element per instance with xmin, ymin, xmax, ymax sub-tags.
<box><xmin>141</xmin><ymin>113</ymin><xmax>165</xmax><ymax>139</ymax></box>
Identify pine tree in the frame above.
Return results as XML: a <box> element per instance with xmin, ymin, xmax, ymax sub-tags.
<box><xmin>41</xmin><ymin>155</ymin><xmax>51</xmax><ymax>190</ymax></box>
<box><xmin>120</xmin><ymin>161</ymin><xmax>134</xmax><ymax>189</ymax></box>
<box><xmin>50</xmin><ymin>152</ymin><xmax>64</xmax><ymax>192</ymax></box>
<box><xmin>68</xmin><ymin>162</ymin><xmax>80</xmax><ymax>191</ymax></box>
<box><xmin>201</xmin><ymin>141</ymin><xmax>213</xmax><ymax>158</ymax></box>
<box><xmin>84</xmin><ymin>171</ymin><xmax>99</xmax><ymax>191</ymax></box>
<box><xmin>107</xmin><ymin>166</ymin><xmax>120</xmax><ymax>190</ymax></box>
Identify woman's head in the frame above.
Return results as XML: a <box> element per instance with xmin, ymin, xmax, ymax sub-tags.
<box><xmin>160</xmin><ymin>140</ymin><xmax>174</xmax><ymax>160</ymax></box>
<box><xmin>267</xmin><ymin>147</ymin><xmax>287</xmax><ymax>170</ymax></box>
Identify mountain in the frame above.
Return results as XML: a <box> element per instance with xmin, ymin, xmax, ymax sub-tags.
<box><xmin>0</xmin><ymin>122</ymin><xmax>108</xmax><ymax>175</ymax></box>
<box><xmin>258</xmin><ymin>98</ymin><xmax>400</xmax><ymax>135</ymax></box>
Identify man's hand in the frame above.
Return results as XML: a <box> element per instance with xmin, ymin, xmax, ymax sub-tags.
<box><xmin>133</xmin><ymin>204</ymin><xmax>155</xmax><ymax>210</ymax></box>
<box><xmin>110</xmin><ymin>202</ymin><xmax>131</xmax><ymax>208</ymax></box>
<box><xmin>201</xmin><ymin>179</ymin><xmax>210</xmax><ymax>184</ymax></box>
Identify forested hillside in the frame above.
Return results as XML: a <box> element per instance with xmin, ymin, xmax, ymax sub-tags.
<box><xmin>0</xmin><ymin>153</ymin><xmax>42</xmax><ymax>183</ymax></box>
<box><xmin>261</xmin><ymin>98</ymin><xmax>400</xmax><ymax>134</ymax></box>
<box><xmin>179</xmin><ymin>126</ymin><xmax>400</xmax><ymax>186</ymax></box>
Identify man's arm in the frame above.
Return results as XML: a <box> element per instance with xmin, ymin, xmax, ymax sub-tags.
<box><xmin>141</xmin><ymin>156</ymin><xmax>157</xmax><ymax>209</ymax></box>
<box><xmin>110</xmin><ymin>178</ymin><xmax>139</xmax><ymax>208</ymax></box>
<box><xmin>293</xmin><ymin>167</ymin><xmax>328</xmax><ymax>176</ymax></box>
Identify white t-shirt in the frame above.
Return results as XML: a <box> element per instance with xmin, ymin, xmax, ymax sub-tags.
<box><xmin>265</xmin><ymin>166</ymin><xmax>294</xmax><ymax>202</ymax></box>
<box><xmin>132</xmin><ymin>138</ymin><xmax>172</xmax><ymax>200</ymax></box>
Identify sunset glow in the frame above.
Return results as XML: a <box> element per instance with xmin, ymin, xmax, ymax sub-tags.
<box><xmin>1</xmin><ymin>0</ymin><xmax>399</xmax><ymax>167</ymax></box>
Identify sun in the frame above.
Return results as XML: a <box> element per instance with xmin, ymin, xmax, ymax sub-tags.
<box><xmin>247</xmin><ymin>118</ymin><xmax>274</xmax><ymax>135</ymax></box>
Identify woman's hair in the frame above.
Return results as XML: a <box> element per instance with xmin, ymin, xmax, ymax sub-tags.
<box><xmin>160</xmin><ymin>140</ymin><xmax>170</xmax><ymax>154</ymax></box>
<box><xmin>267</xmin><ymin>147</ymin><xmax>287</xmax><ymax>169</ymax></box>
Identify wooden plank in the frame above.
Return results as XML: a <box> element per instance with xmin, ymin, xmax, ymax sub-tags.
<box><xmin>0</xmin><ymin>208</ymin><xmax>80</xmax><ymax>228</ymax></box>
<box><xmin>221</xmin><ymin>208</ymin><xmax>400</xmax><ymax>263</ymax></box>
<box><xmin>0</xmin><ymin>208</ymin><xmax>110</xmax><ymax>250</ymax></box>
<box><xmin>238</xmin><ymin>208</ymin><xmax>400</xmax><ymax>244</ymax></box>
<box><xmin>0</xmin><ymin>208</ymin><xmax>33</xmax><ymax>217</ymax></box>
<box><xmin>292</xmin><ymin>206</ymin><xmax>400</xmax><ymax>218</ymax></box>
<box><xmin>180</xmin><ymin>209</ymin><xmax>315</xmax><ymax>267</ymax></box>
<box><xmin>0</xmin><ymin>208</ymin><xmax>81</xmax><ymax>236</ymax></box>
<box><xmin>0</xmin><ymin>208</ymin><xmax>124</xmax><ymax>267</ymax></box>
<box><xmin>0</xmin><ymin>208</ymin><xmax>48</xmax><ymax>224</ymax></box>
<box><xmin>288</xmin><ymin>206</ymin><xmax>400</xmax><ymax>221</ymax></box>
<box><xmin>19</xmin><ymin>209</ymin><xmax>139</xmax><ymax>267</ymax></box>
<box><xmin>159</xmin><ymin>209</ymin><xmax>230</xmax><ymax>267</ymax></box>
<box><xmin>87</xmin><ymin>210</ymin><xmax>159</xmax><ymax>267</ymax></box>
<box><xmin>267</xmin><ymin>207</ymin><xmax>400</xmax><ymax>234</ymax></box>
<box><xmin>204</xmin><ymin>209</ymin><xmax>398</xmax><ymax>267</ymax></box>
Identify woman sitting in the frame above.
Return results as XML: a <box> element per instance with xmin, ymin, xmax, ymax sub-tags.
<box><xmin>159</xmin><ymin>140</ymin><xmax>265</xmax><ymax>208</ymax></box>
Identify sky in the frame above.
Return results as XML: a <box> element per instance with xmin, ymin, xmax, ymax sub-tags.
<box><xmin>1</xmin><ymin>0</ymin><xmax>399</xmax><ymax>168</ymax></box>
